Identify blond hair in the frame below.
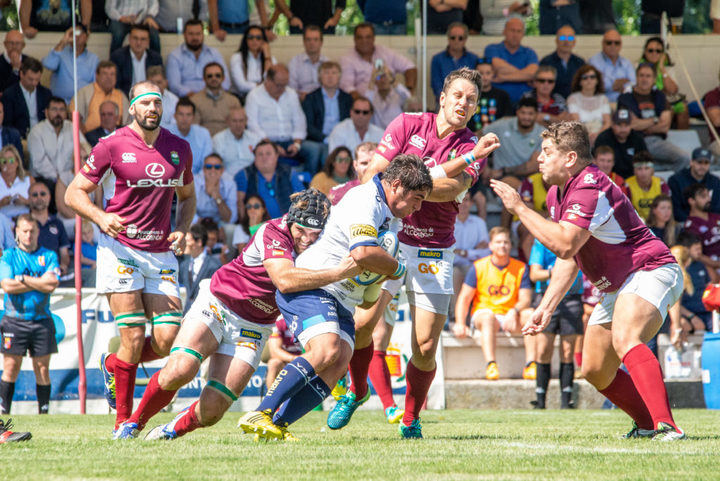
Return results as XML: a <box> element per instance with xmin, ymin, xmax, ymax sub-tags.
<box><xmin>0</xmin><ymin>145</ymin><xmax>26</xmax><ymax>180</ymax></box>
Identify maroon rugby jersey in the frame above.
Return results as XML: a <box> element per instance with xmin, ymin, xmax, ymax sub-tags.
<box><xmin>80</xmin><ymin>126</ymin><xmax>193</xmax><ymax>252</ymax></box>
<box><xmin>210</xmin><ymin>216</ymin><xmax>295</xmax><ymax>324</ymax></box>
<box><xmin>546</xmin><ymin>164</ymin><xmax>675</xmax><ymax>293</ymax></box>
<box><xmin>376</xmin><ymin>112</ymin><xmax>485</xmax><ymax>248</ymax></box>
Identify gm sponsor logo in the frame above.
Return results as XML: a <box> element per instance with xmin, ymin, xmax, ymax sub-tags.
<box><xmin>418</xmin><ymin>249</ymin><xmax>443</xmax><ymax>259</ymax></box>
<box><xmin>240</xmin><ymin>329</ymin><xmax>262</xmax><ymax>340</ymax></box>
<box><xmin>350</xmin><ymin>224</ymin><xmax>378</xmax><ymax>238</ymax></box>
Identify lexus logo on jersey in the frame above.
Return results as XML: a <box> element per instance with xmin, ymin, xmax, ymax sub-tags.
<box><xmin>146</xmin><ymin>163</ymin><xmax>165</xmax><ymax>178</ymax></box>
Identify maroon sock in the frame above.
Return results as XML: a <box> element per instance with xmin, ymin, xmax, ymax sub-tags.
<box><xmin>139</xmin><ymin>337</ymin><xmax>162</xmax><ymax>363</ymax></box>
<box><xmin>114</xmin><ymin>358</ymin><xmax>138</xmax><ymax>428</ymax></box>
<box><xmin>402</xmin><ymin>360</ymin><xmax>436</xmax><ymax>426</ymax></box>
<box><xmin>574</xmin><ymin>351</ymin><xmax>582</xmax><ymax>367</ymax></box>
<box><xmin>105</xmin><ymin>353</ymin><xmax>117</xmax><ymax>374</ymax></box>
<box><xmin>368</xmin><ymin>350</ymin><xmax>395</xmax><ymax>410</ymax></box>
<box><xmin>171</xmin><ymin>401</ymin><xmax>203</xmax><ymax>437</ymax></box>
<box><xmin>623</xmin><ymin>344</ymin><xmax>677</xmax><ymax>430</ymax></box>
<box><xmin>128</xmin><ymin>371</ymin><xmax>178</xmax><ymax>430</ymax></box>
<box><xmin>348</xmin><ymin>343</ymin><xmax>374</xmax><ymax>399</ymax></box>
<box><xmin>599</xmin><ymin>368</ymin><xmax>654</xmax><ymax>430</ymax></box>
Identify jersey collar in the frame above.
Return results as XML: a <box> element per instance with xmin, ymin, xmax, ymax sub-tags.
<box><xmin>372</xmin><ymin>173</ymin><xmax>389</xmax><ymax>207</ymax></box>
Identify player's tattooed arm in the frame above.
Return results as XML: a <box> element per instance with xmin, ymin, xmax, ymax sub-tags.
<box><xmin>264</xmin><ymin>256</ymin><xmax>361</xmax><ymax>294</ymax></box>
<box><xmin>425</xmin><ymin>172</ymin><xmax>472</xmax><ymax>202</ymax></box>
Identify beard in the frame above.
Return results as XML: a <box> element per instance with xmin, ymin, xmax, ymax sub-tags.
<box><xmin>136</xmin><ymin>112</ymin><xmax>162</xmax><ymax>130</ymax></box>
<box><xmin>186</xmin><ymin>41</ymin><xmax>202</xmax><ymax>52</ymax></box>
<box><xmin>702</xmin><ymin>202</ymin><xmax>712</xmax><ymax>213</ymax></box>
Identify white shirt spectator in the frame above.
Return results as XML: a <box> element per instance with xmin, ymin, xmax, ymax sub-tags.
<box><xmin>339</xmin><ymin>44</ymin><xmax>415</xmax><ymax>96</ymax></box>
<box><xmin>0</xmin><ymin>175</ymin><xmax>30</xmax><ymax>219</ymax></box>
<box><xmin>327</xmin><ymin>118</ymin><xmax>384</xmax><ymax>153</ymax></box>
<box><xmin>193</xmin><ymin>173</ymin><xmax>238</xmax><ymax>224</ymax></box>
<box><xmin>366</xmin><ymin>84</ymin><xmax>411</xmax><ymax>129</ymax></box>
<box><xmin>229</xmin><ymin>52</ymin><xmax>277</xmax><ymax>95</ymax></box>
<box><xmin>160</xmin><ymin>88</ymin><xmax>178</xmax><ymax>129</ymax></box>
<box><xmin>288</xmin><ymin>52</ymin><xmax>328</xmax><ymax>96</ymax></box>
<box><xmin>453</xmin><ymin>214</ymin><xmax>490</xmax><ymax>267</ymax></box>
<box><xmin>28</xmin><ymin>119</ymin><xmax>90</xmax><ymax>180</ymax></box>
<box><xmin>106</xmin><ymin>0</ymin><xmax>159</xmax><ymax>22</ymax></box>
<box><xmin>567</xmin><ymin>92</ymin><xmax>611</xmax><ymax>135</ymax></box>
<box><xmin>212</xmin><ymin>127</ymin><xmax>261</xmax><ymax>178</ymax></box>
<box><xmin>131</xmin><ymin>50</ymin><xmax>148</xmax><ymax>86</ymax></box>
<box><xmin>244</xmin><ymin>83</ymin><xmax>307</xmax><ymax>142</ymax></box>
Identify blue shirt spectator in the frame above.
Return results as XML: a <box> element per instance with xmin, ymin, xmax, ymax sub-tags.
<box><xmin>588</xmin><ymin>30</ymin><xmax>636</xmax><ymax>103</ymax></box>
<box><xmin>484</xmin><ymin>19</ymin><xmax>538</xmax><ymax>104</ymax></box>
<box><xmin>166</xmin><ymin>21</ymin><xmax>231</xmax><ymax>97</ymax></box>
<box><xmin>357</xmin><ymin>0</ymin><xmax>406</xmax><ymax>34</ymax></box>
<box><xmin>538</xmin><ymin>25</ymin><xmax>585</xmax><ymax>99</ymax></box>
<box><xmin>528</xmin><ymin>239</ymin><xmax>583</xmax><ymax>294</ymax></box>
<box><xmin>322</xmin><ymin>88</ymin><xmax>341</xmax><ymax>138</ymax></box>
<box><xmin>0</xmin><ymin>245</ymin><xmax>59</xmax><ymax>321</ymax></box>
<box><xmin>235</xmin><ymin>168</ymin><xmax>305</xmax><ymax>219</ymax></box>
<box><xmin>42</xmin><ymin>30</ymin><xmax>99</xmax><ymax>103</ymax></box>
<box><xmin>668</xmin><ymin>150</ymin><xmax>720</xmax><ymax>222</ymax></box>
<box><xmin>431</xmin><ymin>23</ymin><xmax>480</xmax><ymax>99</ymax></box>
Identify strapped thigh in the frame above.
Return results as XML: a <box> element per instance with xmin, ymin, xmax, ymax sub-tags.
<box><xmin>114</xmin><ymin>311</ymin><xmax>147</xmax><ymax>328</ymax></box>
<box><xmin>170</xmin><ymin>346</ymin><xmax>204</xmax><ymax>364</ymax></box>
<box><xmin>205</xmin><ymin>378</ymin><xmax>239</xmax><ymax>402</ymax></box>
<box><xmin>152</xmin><ymin>311</ymin><xmax>183</xmax><ymax>326</ymax></box>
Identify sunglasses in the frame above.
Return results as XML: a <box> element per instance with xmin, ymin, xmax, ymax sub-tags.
<box><xmin>0</xmin><ymin>157</ymin><xmax>15</xmax><ymax>164</ymax></box>
<box><xmin>646</xmin><ymin>48</ymin><xmax>663</xmax><ymax>54</ymax></box>
<box><xmin>246</xmin><ymin>202</ymin><xmax>262</xmax><ymax>209</ymax></box>
<box><xmin>205</xmin><ymin>73</ymin><xmax>222</xmax><ymax>79</ymax></box>
<box><xmin>31</xmin><ymin>191</ymin><xmax>48</xmax><ymax>197</ymax></box>
<box><xmin>449</xmin><ymin>35</ymin><xmax>466</xmax><ymax>41</ymax></box>
<box><xmin>581</xmin><ymin>74</ymin><xmax>597</xmax><ymax>80</ymax></box>
<box><xmin>353</xmin><ymin>109</ymin><xmax>371</xmax><ymax>115</ymax></box>
<box><xmin>246</xmin><ymin>34</ymin><xmax>263</xmax><ymax>40</ymax></box>
<box><xmin>558</xmin><ymin>35</ymin><xmax>575</xmax><ymax>41</ymax></box>
<box><xmin>535</xmin><ymin>78</ymin><xmax>555</xmax><ymax>84</ymax></box>
<box><xmin>204</xmin><ymin>164</ymin><xmax>223</xmax><ymax>170</ymax></box>
<box><xmin>336</xmin><ymin>156</ymin><xmax>352</xmax><ymax>163</ymax></box>
<box><xmin>605</xmin><ymin>40</ymin><xmax>621</xmax><ymax>46</ymax></box>
<box><xmin>477</xmin><ymin>57</ymin><xmax>491</xmax><ymax>65</ymax></box>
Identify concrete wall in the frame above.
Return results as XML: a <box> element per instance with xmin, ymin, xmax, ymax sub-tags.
<box><xmin>22</xmin><ymin>32</ymin><xmax>720</xmax><ymax>106</ymax></box>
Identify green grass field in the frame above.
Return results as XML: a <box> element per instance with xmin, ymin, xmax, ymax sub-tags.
<box><xmin>4</xmin><ymin>409</ymin><xmax>719</xmax><ymax>480</ymax></box>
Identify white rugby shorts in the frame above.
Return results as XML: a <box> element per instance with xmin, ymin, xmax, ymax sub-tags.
<box><xmin>588</xmin><ymin>263</ymin><xmax>684</xmax><ymax>326</ymax></box>
<box><xmin>185</xmin><ymin>280</ymin><xmax>272</xmax><ymax>369</ymax></box>
<box><xmin>96</xmin><ymin>234</ymin><xmax>180</xmax><ymax>297</ymax></box>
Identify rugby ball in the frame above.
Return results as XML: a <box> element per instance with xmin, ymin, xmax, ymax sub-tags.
<box><xmin>354</xmin><ymin>230</ymin><xmax>400</xmax><ymax>286</ymax></box>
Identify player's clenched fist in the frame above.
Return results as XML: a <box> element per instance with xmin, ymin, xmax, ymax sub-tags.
<box><xmin>472</xmin><ymin>132</ymin><xmax>501</xmax><ymax>160</ymax></box>
<box><xmin>97</xmin><ymin>212</ymin><xmax>125</xmax><ymax>238</ymax></box>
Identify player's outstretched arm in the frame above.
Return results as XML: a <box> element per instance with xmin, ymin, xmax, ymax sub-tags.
<box><xmin>490</xmin><ymin>179</ymin><xmax>590</xmax><ymax>258</ymax></box>
<box><xmin>426</xmin><ymin>172</ymin><xmax>472</xmax><ymax>202</ymax></box>
<box><xmin>65</xmin><ymin>174</ymin><xmax>125</xmax><ymax>238</ymax></box>
<box><xmin>439</xmin><ymin>133</ymin><xmax>501</xmax><ymax>180</ymax></box>
<box><xmin>524</xmin><ymin>257</ymin><xmax>579</xmax><ymax>335</ymax></box>
<box><xmin>264</xmin><ymin>256</ymin><xmax>361</xmax><ymax>294</ymax></box>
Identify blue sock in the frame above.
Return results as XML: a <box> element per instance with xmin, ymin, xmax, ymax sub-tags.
<box><xmin>273</xmin><ymin>375</ymin><xmax>331</xmax><ymax>427</ymax></box>
<box><xmin>257</xmin><ymin>357</ymin><xmax>315</xmax><ymax>414</ymax></box>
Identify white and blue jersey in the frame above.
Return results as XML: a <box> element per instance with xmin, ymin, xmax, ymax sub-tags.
<box><xmin>295</xmin><ymin>174</ymin><xmax>397</xmax><ymax>312</ymax></box>
<box><xmin>0</xmin><ymin>246</ymin><xmax>59</xmax><ymax>321</ymax></box>
<box><xmin>527</xmin><ymin>239</ymin><xmax>583</xmax><ymax>295</ymax></box>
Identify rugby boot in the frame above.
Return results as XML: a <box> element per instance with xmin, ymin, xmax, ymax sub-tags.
<box><xmin>238</xmin><ymin>410</ymin><xmax>283</xmax><ymax>440</ymax></box>
<box><xmin>398</xmin><ymin>418</ymin><xmax>423</xmax><ymax>439</ymax></box>
<box><xmin>0</xmin><ymin>418</ymin><xmax>31</xmax><ymax>443</ymax></box>
<box><xmin>327</xmin><ymin>390</ymin><xmax>370</xmax><ymax>430</ymax></box>
<box><xmin>385</xmin><ymin>406</ymin><xmax>404</xmax><ymax>424</ymax></box>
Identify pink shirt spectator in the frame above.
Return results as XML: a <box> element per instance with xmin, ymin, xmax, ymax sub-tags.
<box><xmin>339</xmin><ymin>44</ymin><xmax>415</xmax><ymax>95</ymax></box>
<box><xmin>546</xmin><ymin>164</ymin><xmax>675</xmax><ymax>293</ymax></box>
<box><xmin>210</xmin><ymin>216</ymin><xmax>295</xmax><ymax>324</ymax></box>
<box><xmin>80</xmin><ymin>127</ymin><xmax>193</xmax><ymax>252</ymax></box>
<box><xmin>376</xmin><ymin>112</ymin><xmax>483</xmax><ymax>248</ymax></box>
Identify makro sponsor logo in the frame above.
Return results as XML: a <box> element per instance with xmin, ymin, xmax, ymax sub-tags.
<box><xmin>350</xmin><ymin>224</ymin><xmax>378</xmax><ymax>238</ymax></box>
<box><xmin>248</xmin><ymin>298</ymin><xmax>276</xmax><ymax>314</ymax></box>
<box><xmin>125</xmin><ymin>224</ymin><xmax>164</xmax><ymax>240</ymax></box>
<box><xmin>418</xmin><ymin>249</ymin><xmax>443</xmax><ymax>259</ymax></box>
<box><xmin>240</xmin><ymin>328</ymin><xmax>262</xmax><ymax>340</ymax></box>
<box><xmin>121</xmin><ymin>152</ymin><xmax>137</xmax><ymax>163</ymax></box>
<box><xmin>117</xmin><ymin>257</ymin><xmax>139</xmax><ymax>267</ymax></box>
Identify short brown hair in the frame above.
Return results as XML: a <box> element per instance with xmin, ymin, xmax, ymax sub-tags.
<box><xmin>442</xmin><ymin>67</ymin><xmax>482</xmax><ymax>98</ymax></box>
<box><xmin>318</xmin><ymin>60</ymin><xmax>341</xmax><ymax>75</ymax></box>
<box><xmin>489</xmin><ymin>226</ymin><xmax>511</xmax><ymax>241</ymax></box>
<box><xmin>541</xmin><ymin>121</ymin><xmax>592</xmax><ymax>164</ymax></box>
<box><xmin>96</xmin><ymin>60</ymin><xmax>116</xmax><ymax>74</ymax></box>
<box><xmin>594</xmin><ymin>145</ymin><xmax>614</xmax><ymax>158</ymax></box>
